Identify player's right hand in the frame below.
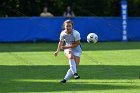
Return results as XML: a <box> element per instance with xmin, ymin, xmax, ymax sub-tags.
<box><xmin>54</xmin><ymin>51</ymin><xmax>58</xmax><ymax>57</ymax></box>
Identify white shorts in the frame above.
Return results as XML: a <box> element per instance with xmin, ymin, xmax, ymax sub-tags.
<box><xmin>64</xmin><ymin>49</ymin><xmax>82</xmax><ymax>57</ymax></box>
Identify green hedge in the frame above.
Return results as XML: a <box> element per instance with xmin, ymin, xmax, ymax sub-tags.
<box><xmin>0</xmin><ymin>0</ymin><xmax>139</xmax><ymax>17</ymax></box>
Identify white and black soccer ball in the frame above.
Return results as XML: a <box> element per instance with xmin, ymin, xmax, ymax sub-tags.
<box><xmin>87</xmin><ymin>33</ymin><xmax>98</xmax><ymax>43</ymax></box>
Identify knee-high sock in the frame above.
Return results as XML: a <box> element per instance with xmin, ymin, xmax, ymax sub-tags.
<box><xmin>69</xmin><ymin>59</ymin><xmax>77</xmax><ymax>74</ymax></box>
<box><xmin>64</xmin><ymin>69</ymin><xmax>73</xmax><ymax>80</ymax></box>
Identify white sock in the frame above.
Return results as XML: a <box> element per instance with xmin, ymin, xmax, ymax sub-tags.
<box><xmin>64</xmin><ymin>69</ymin><xmax>73</xmax><ymax>80</ymax></box>
<box><xmin>69</xmin><ymin>59</ymin><xmax>77</xmax><ymax>74</ymax></box>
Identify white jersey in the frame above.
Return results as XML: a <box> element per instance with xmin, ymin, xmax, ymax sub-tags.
<box><xmin>60</xmin><ymin>29</ymin><xmax>82</xmax><ymax>57</ymax></box>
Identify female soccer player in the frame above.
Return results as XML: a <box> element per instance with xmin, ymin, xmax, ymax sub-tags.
<box><xmin>54</xmin><ymin>20</ymin><xmax>82</xmax><ymax>83</ymax></box>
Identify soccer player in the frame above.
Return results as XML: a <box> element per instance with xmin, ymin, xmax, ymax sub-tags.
<box><xmin>54</xmin><ymin>20</ymin><xmax>82</xmax><ymax>83</ymax></box>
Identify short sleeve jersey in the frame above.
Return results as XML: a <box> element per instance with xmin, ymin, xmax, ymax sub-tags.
<box><xmin>59</xmin><ymin>29</ymin><xmax>81</xmax><ymax>46</ymax></box>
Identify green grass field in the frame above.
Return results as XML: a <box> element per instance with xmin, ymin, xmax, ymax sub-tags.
<box><xmin>0</xmin><ymin>42</ymin><xmax>140</xmax><ymax>93</ymax></box>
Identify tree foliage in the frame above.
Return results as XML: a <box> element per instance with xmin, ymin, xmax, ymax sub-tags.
<box><xmin>0</xmin><ymin>0</ymin><xmax>139</xmax><ymax>17</ymax></box>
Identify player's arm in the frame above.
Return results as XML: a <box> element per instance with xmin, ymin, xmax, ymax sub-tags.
<box><xmin>62</xmin><ymin>40</ymin><xmax>80</xmax><ymax>49</ymax></box>
<box><xmin>54</xmin><ymin>41</ymin><xmax>63</xmax><ymax>57</ymax></box>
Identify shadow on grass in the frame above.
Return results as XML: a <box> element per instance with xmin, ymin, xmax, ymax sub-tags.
<box><xmin>1</xmin><ymin>82</ymin><xmax>138</xmax><ymax>92</ymax></box>
<box><xmin>0</xmin><ymin>42</ymin><xmax>140</xmax><ymax>52</ymax></box>
<box><xmin>0</xmin><ymin>65</ymin><xmax>139</xmax><ymax>92</ymax></box>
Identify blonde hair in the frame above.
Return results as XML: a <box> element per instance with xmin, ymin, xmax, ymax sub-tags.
<box><xmin>63</xmin><ymin>19</ymin><xmax>74</xmax><ymax>28</ymax></box>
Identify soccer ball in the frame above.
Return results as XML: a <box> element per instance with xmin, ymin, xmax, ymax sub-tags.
<box><xmin>87</xmin><ymin>33</ymin><xmax>98</xmax><ymax>43</ymax></box>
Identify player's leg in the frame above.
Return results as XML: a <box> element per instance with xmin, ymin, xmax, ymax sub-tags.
<box><xmin>73</xmin><ymin>55</ymin><xmax>80</xmax><ymax>79</ymax></box>
<box><xmin>66</xmin><ymin>53</ymin><xmax>80</xmax><ymax>79</ymax></box>
<box><xmin>73</xmin><ymin>47</ymin><xmax>82</xmax><ymax>67</ymax></box>
<box><xmin>65</xmin><ymin>50</ymin><xmax>77</xmax><ymax>74</ymax></box>
<box><xmin>60</xmin><ymin>68</ymin><xmax>73</xmax><ymax>83</ymax></box>
<box><xmin>72</xmin><ymin>49</ymin><xmax>82</xmax><ymax>79</ymax></box>
<box><xmin>60</xmin><ymin>49</ymin><xmax>77</xmax><ymax>83</ymax></box>
<box><xmin>64</xmin><ymin>68</ymin><xmax>73</xmax><ymax>80</ymax></box>
<box><xmin>74</xmin><ymin>55</ymin><xmax>80</xmax><ymax>66</ymax></box>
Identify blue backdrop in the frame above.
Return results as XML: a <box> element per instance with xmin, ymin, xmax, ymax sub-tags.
<box><xmin>0</xmin><ymin>17</ymin><xmax>139</xmax><ymax>42</ymax></box>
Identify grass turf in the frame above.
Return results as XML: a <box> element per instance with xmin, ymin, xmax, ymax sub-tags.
<box><xmin>0</xmin><ymin>42</ymin><xmax>140</xmax><ymax>93</ymax></box>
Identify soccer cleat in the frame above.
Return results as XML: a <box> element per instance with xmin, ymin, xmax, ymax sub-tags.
<box><xmin>74</xmin><ymin>73</ymin><xmax>80</xmax><ymax>79</ymax></box>
<box><xmin>60</xmin><ymin>79</ymin><xmax>66</xmax><ymax>83</ymax></box>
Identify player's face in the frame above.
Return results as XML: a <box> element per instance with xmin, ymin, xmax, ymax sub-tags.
<box><xmin>64</xmin><ymin>23</ymin><xmax>73</xmax><ymax>32</ymax></box>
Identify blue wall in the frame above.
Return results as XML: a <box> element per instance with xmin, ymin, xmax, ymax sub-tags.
<box><xmin>128</xmin><ymin>17</ymin><xmax>140</xmax><ymax>41</ymax></box>
<box><xmin>0</xmin><ymin>17</ymin><xmax>139</xmax><ymax>42</ymax></box>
